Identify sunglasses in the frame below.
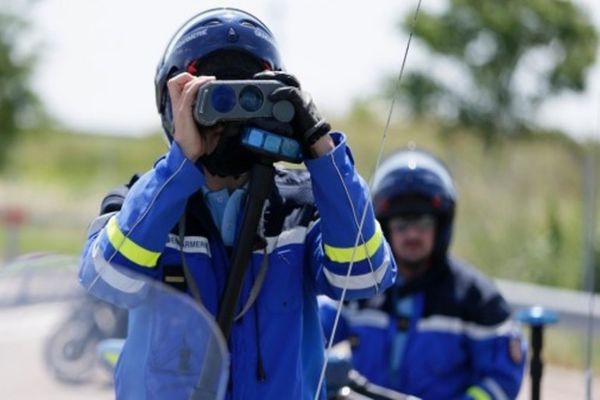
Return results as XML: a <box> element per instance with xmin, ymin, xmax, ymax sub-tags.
<box><xmin>389</xmin><ymin>215</ymin><xmax>436</xmax><ymax>232</ymax></box>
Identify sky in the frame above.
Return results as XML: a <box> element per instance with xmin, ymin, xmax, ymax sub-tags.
<box><xmin>19</xmin><ymin>0</ymin><xmax>600</xmax><ymax>140</ymax></box>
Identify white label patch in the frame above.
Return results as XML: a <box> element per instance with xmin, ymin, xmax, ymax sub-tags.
<box><xmin>166</xmin><ymin>234</ymin><xmax>211</xmax><ymax>256</ymax></box>
<box><xmin>175</xmin><ymin>28</ymin><xmax>208</xmax><ymax>50</ymax></box>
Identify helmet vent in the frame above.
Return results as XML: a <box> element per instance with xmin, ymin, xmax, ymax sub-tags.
<box><xmin>227</xmin><ymin>27</ymin><xmax>239</xmax><ymax>42</ymax></box>
<box><xmin>240</xmin><ymin>20</ymin><xmax>259</xmax><ymax>28</ymax></box>
<box><xmin>201</xmin><ymin>19</ymin><xmax>222</xmax><ymax>27</ymax></box>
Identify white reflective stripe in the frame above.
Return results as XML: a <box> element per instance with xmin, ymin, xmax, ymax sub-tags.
<box><xmin>307</xmin><ymin>219</ymin><xmax>319</xmax><ymax>235</ymax></box>
<box><xmin>92</xmin><ymin>238</ymin><xmax>146</xmax><ymax>294</ymax></box>
<box><xmin>259</xmin><ymin>226</ymin><xmax>307</xmax><ymax>254</ymax></box>
<box><xmin>87</xmin><ymin>212</ymin><xmax>116</xmax><ymax>237</ymax></box>
<box><xmin>323</xmin><ymin>253</ymin><xmax>390</xmax><ymax>290</ymax></box>
<box><xmin>346</xmin><ymin>309</ymin><xmax>390</xmax><ymax>329</ymax></box>
<box><xmin>417</xmin><ymin>315</ymin><xmax>515</xmax><ymax>340</ymax></box>
<box><xmin>317</xmin><ymin>294</ymin><xmax>340</xmax><ymax>308</ymax></box>
<box><xmin>482</xmin><ymin>377</ymin><xmax>509</xmax><ymax>400</ymax></box>
<box><xmin>165</xmin><ymin>234</ymin><xmax>211</xmax><ymax>256</ymax></box>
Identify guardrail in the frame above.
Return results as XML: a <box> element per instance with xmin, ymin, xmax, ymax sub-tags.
<box><xmin>496</xmin><ymin>278</ymin><xmax>599</xmax><ymax>331</ymax></box>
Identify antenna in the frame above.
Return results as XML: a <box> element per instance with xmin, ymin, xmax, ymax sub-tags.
<box><xmin>583</xmin><ymin>86</ymin><xmax>600</xmax><ymax>400</ymax></box>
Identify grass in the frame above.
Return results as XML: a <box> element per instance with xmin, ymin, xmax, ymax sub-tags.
<box><xmin>541</xmin><ymin>326</ymin><xmax>600</xmax><ymax>372</ymax></box>
<box><xmin>3</xmin><ymin>127</ymin><xmax>167</xmax><ymax>190</ymax></box>
<box><xmin>0</xmin><ymin>223</ymin><xmax>87</xmax><ymax>256</ymax></box>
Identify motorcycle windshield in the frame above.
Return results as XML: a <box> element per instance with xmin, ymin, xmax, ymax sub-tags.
<box><xmin>0</xmin><ymin>253</ymin><xmax>229</xmax><ymax>400</ymax></box>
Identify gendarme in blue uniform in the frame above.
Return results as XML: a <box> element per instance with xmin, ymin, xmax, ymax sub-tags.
<box><xmin>320</xmin><ymin>148</ymin><xmax>526</xmax><ymax>400</ymax></box>
<box><xmin>321</xmin><ymin>257</ymin><xmax>526</xmax><ymax>399</ymax></box>
<box><xmin>79</xmin><ymin>133</ymin><xmax>396</xmax><ymax>399</ymax></box>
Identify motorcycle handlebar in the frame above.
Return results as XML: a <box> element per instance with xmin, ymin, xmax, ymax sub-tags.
<box><xmin>333</xmin><ymin>370</ymin><xmax>417</xmax><ymax>400</ymax></box>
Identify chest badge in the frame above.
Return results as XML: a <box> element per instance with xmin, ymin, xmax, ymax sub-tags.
<box><xmin>509</xmin><ymin>335</ymin><xmax>523</xmax><ymax>364</ymax></box>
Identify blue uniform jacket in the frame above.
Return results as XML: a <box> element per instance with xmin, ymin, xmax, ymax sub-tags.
<box><xmin>79</xmin><ymin>133</ymin><xmax>396</xmax><ymax>399</ymax></box>
<box><xmin>320</xmin><ymin>257</ymin><xmax>526</xmax><ymax>400</ymax></box>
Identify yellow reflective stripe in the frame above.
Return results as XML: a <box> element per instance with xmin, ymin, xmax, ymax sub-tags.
<box><xmin>106</xmin><ymin>217</ymin><xmax>160</xmax><ymax>268</ymax></box>
<box><xmin>466</xmin><ymin>386</ymin><xmax>492</xmax><ymax>400</ymax></box>
<box><xmin>324</xmin><ymin>222</ymin><xmax>383</xmax><ymax>263</ymax></box>
<box><xmin>103</xmin><ymin>351</ymin><xmax>120</xmax><ymax>367</ymax></box>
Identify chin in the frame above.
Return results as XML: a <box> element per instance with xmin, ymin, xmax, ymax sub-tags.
<box><xmin>397</xmin><ymin>254</ymin><xmax>429</xmax><ymax>268</ymax></box>
<box><xmin>399</xmin><ymin>251</ymin><xmax>427</xmax><ymax>262</ymax></box>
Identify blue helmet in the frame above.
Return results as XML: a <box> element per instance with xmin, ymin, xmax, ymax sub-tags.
<box><xmin>372</xmin><ymin>147</ymin><xmax>457</xmax><ymax>256</ymax></box>
<box><xmin>154</xmin><ymin>8</ymin><xmax>284</xmax><ymax>141</ymax></box>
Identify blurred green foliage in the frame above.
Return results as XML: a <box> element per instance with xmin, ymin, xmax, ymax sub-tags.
<box><xmin>337</xmin><ymin>107</ymin><xmax>598</xmax><ymax>291</ymax></box>
<box><xmin>0</xmin><ymin>128</ymin><xmax>167</xmax><ymax>257</ymax></box>
<box><xmin>2</xmin><ymin>119</ymin><xmax>598</xmax><ymax>294</ymax></box>
<box><xmin>0</xmin><ymin>6</ymin><xmax>42</xmax><ymax>167</ymax></box>
<box><xmin>4</xmin><ymin>127</ymin><xmax>166</xmax><ymax>190</ymax></box>
<box><xmin>399</xmin><ymin>0</ymin><xmax>598</xmax><ymax>141</ymax></box>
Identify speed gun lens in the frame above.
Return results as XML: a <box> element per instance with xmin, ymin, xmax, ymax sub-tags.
<box><xmin>211</xmin><ymin>85</ymin><xmax>236</xmax><ymax>113</ymax></box>
<box><xmin>239</xmin><ymin>85</ymin><xmax>264</xmax><ymax>112</ymax></box>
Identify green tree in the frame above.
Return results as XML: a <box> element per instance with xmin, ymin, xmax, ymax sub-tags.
<box><xmin>399</xmin><ymin>0</ymin><xmax>598</xmax><ymax>141</ymax></box>
<box><xmin>0</xmin><ymin>8</ymin><xmax>41</xmax><ymax>167</ymax></box>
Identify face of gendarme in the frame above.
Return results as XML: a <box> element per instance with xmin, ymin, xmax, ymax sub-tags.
<box><xmin>388</xmin><ymin>214</ymin><xmax>436</xmax><ymax>265</ymax></box>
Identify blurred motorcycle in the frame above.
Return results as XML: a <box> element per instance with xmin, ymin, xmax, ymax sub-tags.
<box><xmin>0</xmin><ymin>254</ymin><xmax>229</xmax><ymax>399</ymax></box>
<box><xmin>0</xmin><ymin>254</ymin><xmax>414</xmax><ymax>399</ymax></box>
<box><xmin>326</xmin><ymin>355</ymin><xmax>418</xmax><ymax>400</ymax></box>
<box><xmin>43</xmin><ymin>295</ymin><xmax>127</xmax><ymax>384</ymax></box>
<box><xmin>95</xmin><ymin>340</ymin><xmax>416</xmax><ymax>400</ymax></box>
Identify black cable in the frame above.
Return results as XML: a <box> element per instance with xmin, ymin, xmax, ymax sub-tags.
<box><xmin>251</xmin><ymin>257</ymin><xmax>267</xmax><ymax>382</ymax></box>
